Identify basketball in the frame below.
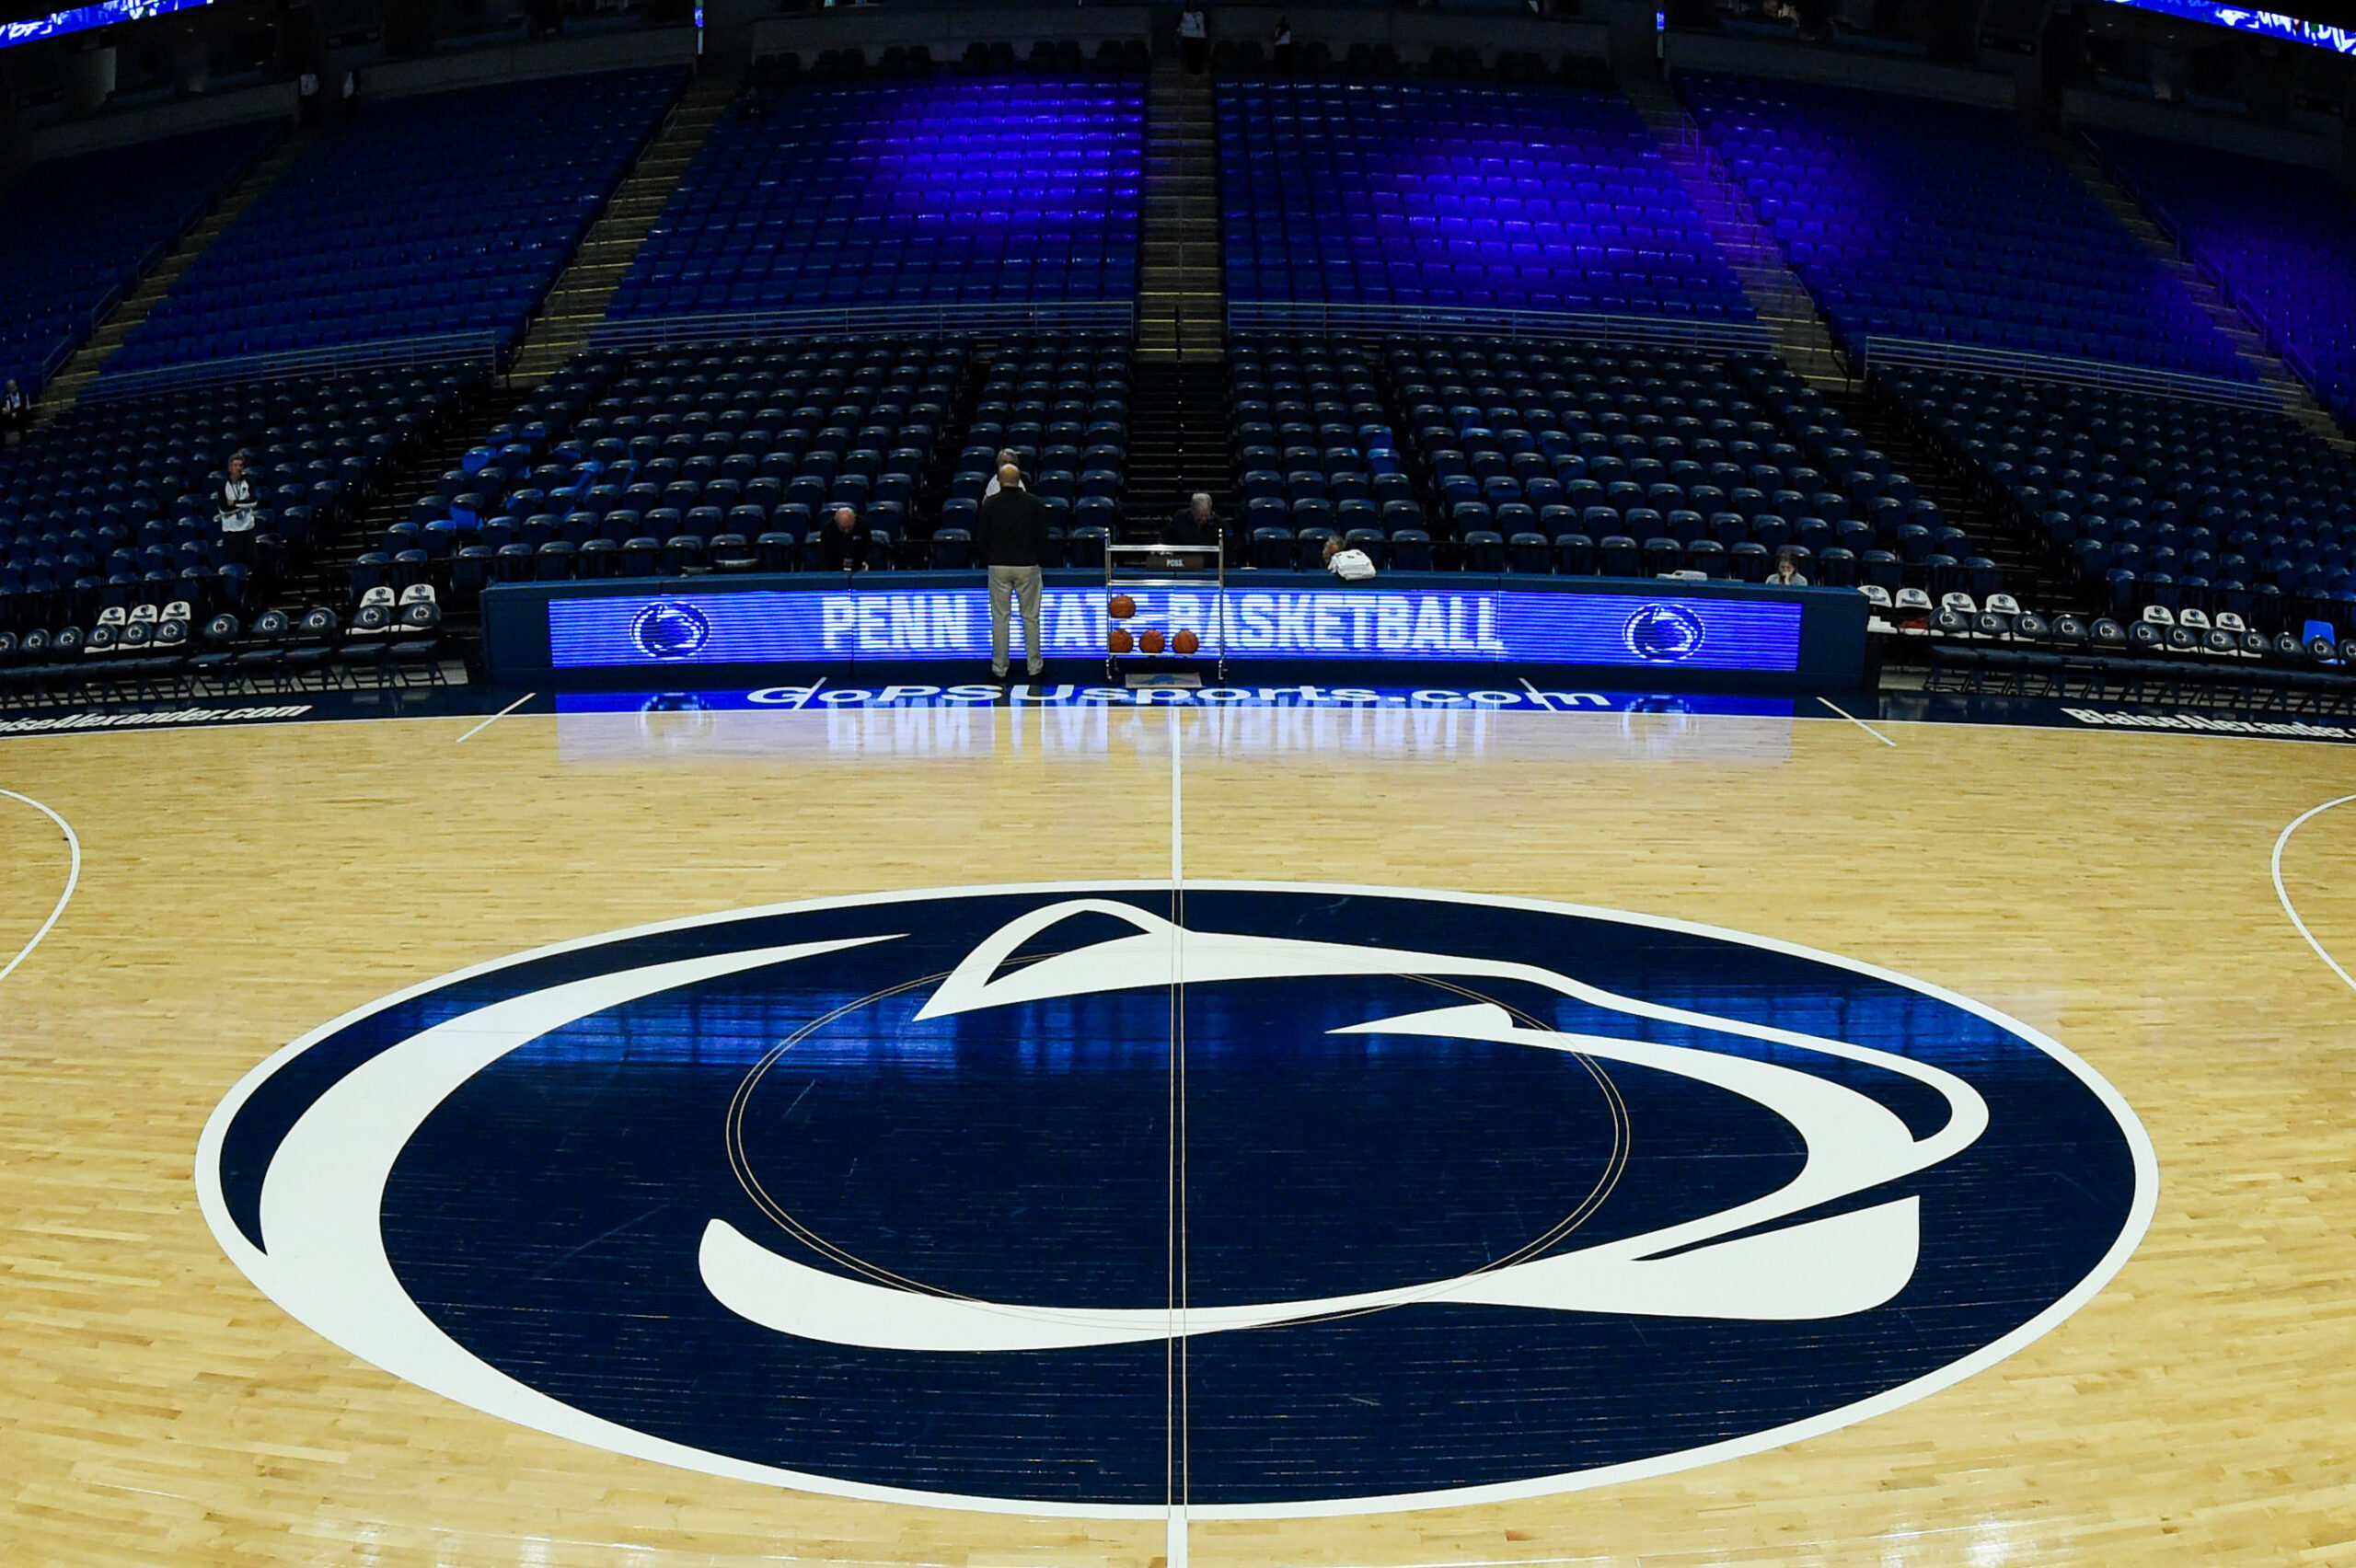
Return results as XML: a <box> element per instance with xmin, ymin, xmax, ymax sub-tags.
<box><xmin>1107</xmin><ymin>627</ymin><xmax>1133</xmax><ymax>654</ymax></box>
<box><xmin>1138</xmin><ymin>628</ymin><xmax>1166</xmax><ymax>654</ymax></box>
<box><xmin>1107</xmin><ymin>594</ymin><xmax>1137</xmax><ymax>619</ymax></box>
<box><xmin>1172</xmin><ymin>628</ymin><xmax>1200</xmax><ymax>656</ymax></box>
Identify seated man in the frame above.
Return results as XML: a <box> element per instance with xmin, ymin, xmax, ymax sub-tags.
<box><xmin>814</xmin><ymin>505</ymin><xmax>872</xmax><ymax>573</ymax></box>
<box><xmin>1166</xmin><ymin>491</ymin><xmax>1218</xmax><ymax>547</ymax></box>
<box><xmin>1164</xmin><ymin>490</ymin><xmax>1241</xmax><ymax>559</ymax></box>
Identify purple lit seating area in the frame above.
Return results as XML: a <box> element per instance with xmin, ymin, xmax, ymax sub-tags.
<box><xmin>0</xmin><ymin>122</ymin><xmax>281</xmax><ymax>394</ymax></box>
<box><xmin>1218</xmin><ymin>78</ymin><xmax>1754</xmax><ymax>324</ymax></box>
<box><xmin>610</xmin><ymin>74</ymin><xmax>1145</xmax><ymax>319</ymax></box>
<box><xmin>1675</xmin><ymin>71</ymin><xmax>2246</xmax><ymax>381</ymax></box>
<box><xmin>2085</xmin><ymin>129</ymin><xmax>2356</xmax><ymax>435</ymax></box>
<box><xmin>109</xmin><ymin>69</ymin><xmax>687</xmax><ymax>375</ymax></box>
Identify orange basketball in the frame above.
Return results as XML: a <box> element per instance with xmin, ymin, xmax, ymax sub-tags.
<box><xmin>1138</xmin><ymin>628</ymin><xmax>1166</xmax><ymax>655</ymax></box>
<box><xmin>1107</xmin><ymin>594</ymin><xmax>1137</xmax><ymax>619</ymax></box>
<box><xmin>1108</xmin><ymin>627</ymin><xmax>1134</xmax><ymax>654</ymax></box>
<box><xmin>1172</xmin><ymin>628</ymin><xmax>1200</xmax><ymax>657</ymax></box>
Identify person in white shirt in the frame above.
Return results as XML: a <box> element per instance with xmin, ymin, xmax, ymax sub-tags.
<box><xmin>1178</xmin><ymin>1</ymin><xmax>1208</xmax><ymax>72</ymax></box>
<box><xmin>1765</xmin><ymin>548</ymin><xmax>1808</xmax><ymax>586</ymax></box>
<box><xmin>1322</xmin><ymin>533</ymin><xmax>1375</xmax><ymax>581</ymax></box>
<box><xmin>217</xmin><ymin>454</ymin><xmax>260</xmax><ymax>565</ymax></box>
<box><xmin>0</xmin><ymin>378</ymin><xmax>26</xmax><ymax>444</ymax></box>
<box><xmin>981</xmin><ymin>448</ymin><xmax>1021</xmax><ymax>500</ymax></box>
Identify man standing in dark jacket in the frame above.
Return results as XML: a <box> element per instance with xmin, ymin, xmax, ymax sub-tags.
<box><xmin>975</xmin><ymin>463</ymin><xmax>1050</xmax><ymax>678</ymax></box>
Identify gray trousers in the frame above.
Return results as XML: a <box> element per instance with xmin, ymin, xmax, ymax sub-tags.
<box><xmin>987</xmin><ymin>563</ymin><xmax>1044</xmax><ymax>670</ymax></box>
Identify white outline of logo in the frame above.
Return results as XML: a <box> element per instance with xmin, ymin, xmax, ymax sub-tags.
<box><xmin>196</xmin><ymin>882</ymin><xmax>2157</xmax><ymax>1519</ymax></box>
<box><xmin>630</xmin><ymin>601</ymin><xmax>710</xmax><ymax>660</ymax></box>
<box><xmin>1622</xmin><ymin>603</ymin><xmax>1707</xmax><ymax>663</ymax></box>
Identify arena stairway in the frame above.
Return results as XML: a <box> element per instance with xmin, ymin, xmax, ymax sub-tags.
<box><xmin>2056</xmin><ymin>137</ymin><xmax>2354</xmax><ymax>455</ymax></box>
<box><xmin>36</xmin><ymin>127</ymin><xmax>318</xmax><ymax>420</ymax></box>
<box><xmin>1832</xmin><ymin>384</ymin><xmax>2091</xmax><ymax>616</ymax></box>
<box><xmin>505</xmin><ymin>70</ymin><xmax>739</xmax><ymax>386</ymax></box>
<box><xmin>1621</xmin><ymin>72</ymin><xmax>1846</xmax><ymax>389</ymax></box>
<box><xmin>1137</xmin><ymin>58</ymin><xmax>1224</xmax><ymax>363</ymax></box>
<box><xmin>272</xmin><ymin>382</ymin><xmax>531</xmax><ymax>619</ymax></box>
<box><xmin>1121</xmin><ymin>359</ymin><xmax>1232</xmax><ymax>532</ymax></box>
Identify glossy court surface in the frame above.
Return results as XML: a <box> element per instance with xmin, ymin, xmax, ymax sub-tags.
<box><xmin>2</xmin><ymin>699</ymin><xmax>2353</xmax><ymax>1566</ymax></box>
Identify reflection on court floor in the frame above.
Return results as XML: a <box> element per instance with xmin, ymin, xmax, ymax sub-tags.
<box><xmin>559</xmin><ymin>688</ymin><xmax>1801</xmax><ymax>766</ymax></box>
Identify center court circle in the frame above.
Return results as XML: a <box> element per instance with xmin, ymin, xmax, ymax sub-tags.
<box><xmin>198</xmin><ymin>883</ymin><xmax>2154</xmax><ymax>1516</ymax></box>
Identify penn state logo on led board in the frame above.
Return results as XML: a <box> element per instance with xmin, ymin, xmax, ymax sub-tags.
<box><xmin>198</xmin><ymin>884</ymin><xmax>2154</xmax><ymax>1516</ymax></box>
<box><xmin>630</xmin><ymin>601</ymin><xmax>710</xmax><ymax>660</ymax></box>
<box><xmin>1623</xmin><ymin>602</ymin><xmax>1706</xmax><ymax>663</ymax></box>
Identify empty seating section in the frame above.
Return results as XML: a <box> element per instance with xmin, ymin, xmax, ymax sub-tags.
<box><xmin>941</xmin><ymin>338</ymin><xmax>1130</xmax><ymax>554</ymax></box>
<box><xmin>2086</xmin><ymin>131</ymin><xmax>2356</xmax><ymax>432</ymax></box>
<box><xmin>1218</xmin><ymin>79</ymin><xmax>1753</xmax><ymax>322</ymax></box>
<box><xmin>0</xmin><ymin>366</ymin><xmax>475</xmax><ymax>628</ymax></box>
<box><xmin>1888</xmin><ymin>369</ymin><xmax>2356</xmax><ymax>625</ymax></box>
<box><xmin>0</xmin><ymin>123</ymin><xmax>279</xmax><ymax>391</ymax></box>
<box><xmin>109</xmin><ymin>69</ymin><xmax>686</xmax><ymax>375</ymax></box>
<box><xmin>1391</xmin><ymin>335</ymin><xmax>1974</xmax><ymax>588</ymax></box>
<box><xmin>410</xmin><ymin>339</ymin><xmax>972</xmax><ymax>589</ymax></box>
<box><xmin>611</xmin><ymin>75</ymin><xmax>1144</xmax><ymax>319</ymax></box>
<box><xmin>1225</xmin><ymin>332</ymin><xmax>1974</xmax><ymax>588</ymax></box>
<box><xmin>1677</xmin><ymin>73</ymin><xmax>2245</xmax><ymax>380</ymax></box>
<box><xmin>1227</xmin><ymin>339</ymin><xmax>1406</xmax><ymax>566</ymax></box>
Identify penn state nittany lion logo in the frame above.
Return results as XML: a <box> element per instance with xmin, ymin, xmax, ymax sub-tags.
<box><xmin>1623</xmin><ymin>603</ymin><xmax>1707</xmax><ymax>663</ymax></box>
<box><xmin>630</xmin><ymin>601</ymin><xmax>710</xmax><ymax>660</ymax></box>
<box><xmin>198</xmin><ymin>884</ymin><xmax>2153</xmax><ymax>1516</ymax></box>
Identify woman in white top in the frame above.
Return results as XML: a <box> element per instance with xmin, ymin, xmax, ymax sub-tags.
<box><xmin>217</xmin><ymin>454</ymin><xmax>260</xmax><ymax>564</ymax></box>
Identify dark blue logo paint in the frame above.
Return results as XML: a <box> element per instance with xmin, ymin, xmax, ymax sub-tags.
<box><xmin>630</xmin><ymin>602</ymin><xmax>710</xmax><ymax>660</ymax></box>
<box><xmin>1623</xmin><ymin>603</ymin><xmax>1706</xmax><ymax>663</ymax></box>
<box><xmin>198</xmin><ymin>884</ymin><xmax>2153</xmax><ymax>1516</ymax></box>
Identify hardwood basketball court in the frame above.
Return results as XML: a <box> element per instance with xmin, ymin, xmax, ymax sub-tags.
<box><xmin>2</xmin><ymin>704</ymin><xmax>2352</xmax><ymax>1566</ymax></box>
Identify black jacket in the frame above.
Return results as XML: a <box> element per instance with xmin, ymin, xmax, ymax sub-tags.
<box><xmin>976</xmin><ymin>486</ymin><xmax>1052</xmax><ymax>569</ymax></box>
<box><xmin>814</xmin><ymin>521</ymin><xmax>871</xmax><ymax>571</ymax></box>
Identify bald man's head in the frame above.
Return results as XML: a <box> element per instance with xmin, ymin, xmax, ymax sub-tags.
<box><xmin>998</xmin><ymin>464</ymin><xmax>1022</xmax><ymax>488</ymax></box>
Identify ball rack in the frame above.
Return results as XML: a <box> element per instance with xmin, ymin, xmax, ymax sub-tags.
<box><xmin>1103</xmin><ymin>540</ymin><xmax>1228</xmax><ymax>686</ymax></box>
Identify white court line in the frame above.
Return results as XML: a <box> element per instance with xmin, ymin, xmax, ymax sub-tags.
<box><xmin>0</xmin><ymin>788</ymin><xmax>80</xmax><ymax>987</ymax></box>
<box><xmin>1164</xmin><ymin>705</ymin><xmax>1189</xmax><ymax>1568</ymax></box>
<box><xmin>2271</xmin><ymin>793</ymin><xmax>2356</xmax><ymax>997</ymax></box>
<box><xmin>454</xmin><ymin>692</ymin><xmax>536</xmax><ymax>744</ymax></box>
<box><xmin>1517</xmin><ymin>676</ymin><xmax>1557</xmax><ymax>711</ymax></box>
<box><xmin>791</xmin><ymin>676</ymin><xmax>827</xmax><ymax>710</ymax></box>
<box><xmin>1817</xmin><ymin>695</ymin><xmax>1898</xmax><ymax>747</ymax></box>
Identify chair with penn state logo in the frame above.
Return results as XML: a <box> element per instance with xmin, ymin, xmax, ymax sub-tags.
<box><xmin>389</xmin><ymin>591</ymin><xmax>445</xmax><ymax>684</ymax></box>
<box><xmin>274</xmin><ymin>606</ymin><xmax>339</xmax><ymax>687</ymax></box>
<box><xmin>232</xmin><ymin>609</ymin><xmax>294</xmax><ymax>691</ymax></box>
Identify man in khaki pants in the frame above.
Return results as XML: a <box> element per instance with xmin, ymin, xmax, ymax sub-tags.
<box><xmin>975</xmin><ymin>463</ymin><xmax>1050</xmax><ymax>679</ymax></box>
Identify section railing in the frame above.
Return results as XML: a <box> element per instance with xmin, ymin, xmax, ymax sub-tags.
<box><xmin>81</xmin><ymin>329</ymin><xmax>505</xmax><ymax>401</ymax></box>
<box><xmin>1856</xmin><ymin>334</ymin><xmax>2282</xmax><ymax>409</ymax></box>
<box><xmin>584</xmin><ymin>300</ymin><xmax>1138</xmax><ymax>352</ymax></box>
<box><xmin>1224</xmin><ymin>300</ymin><xmax>1774</xmax><ymax>353</ymax></box>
